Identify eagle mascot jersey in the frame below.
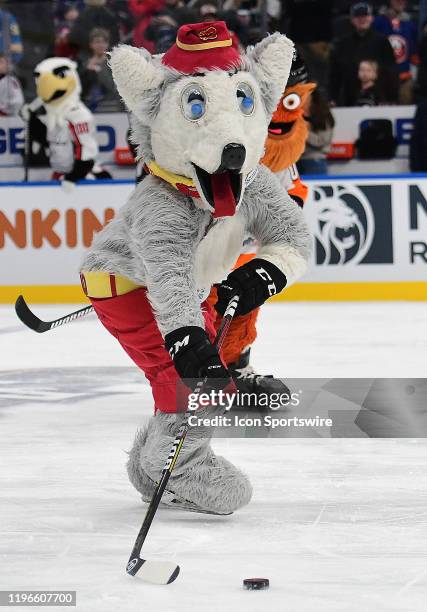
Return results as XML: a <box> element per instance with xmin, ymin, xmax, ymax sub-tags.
<box><xmin>80</xmin><ymin>22</ymin><xmax>311</xmax><ymax>515</ymax></box>
<box><xmin>25</xmin><ymin>58</ymin><xmax>111</xmax><ymax>188</ymax></box>
<box><xmin>210</xmin><ymin>51</ymin><xmax>316</xmax><ymax>394</ymax></box>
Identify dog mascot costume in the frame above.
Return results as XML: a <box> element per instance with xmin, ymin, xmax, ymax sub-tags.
<box><xmin>80</xmin><ymin>22</ymin><xmax>311</xmax><ymax>514</ymax></box>
<box><xmin>23</xmin><ymin>58</ymin><xmax>111</xmax><ymax>188</ymax></box>
<box><xmin>210</xmin><ymin>51</ymin><xmax>316</xmax><ymax>398</ymax></box>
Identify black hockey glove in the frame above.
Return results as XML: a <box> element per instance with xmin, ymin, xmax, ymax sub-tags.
<box><xmin>165</xmin><ymin>326</ymin><xmax>230</xmax><ymax>382</ymax></box>
<box><xmin>65</xmin><ymin>159</ymin><xmax>94</xmax><ymax>183</ymax></box>
<box><xmin>215</xmin><ymin>258</ymin><xmax>287</xmax><ymax>316</ymax></box>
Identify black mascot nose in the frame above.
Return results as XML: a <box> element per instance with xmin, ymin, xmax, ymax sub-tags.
<box><xmin>220</xmin><ymin>143</ymin><xmax>246</xmax><ymax>171</ymax></box>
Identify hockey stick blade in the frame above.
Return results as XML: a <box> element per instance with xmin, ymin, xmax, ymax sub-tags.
<box><xmin>15</xmin><ymin>295</ymin><xmax>94</xmax><ymax>333</ymax></box>
<box><xmin>126</xmin><ymin>557</ymin><xmax>180</xmax><ymax>584</ymax></box>
<box><xmin>15</xmin><ymin>295</ymin><xmax>50</xmax><ymax>333</ymax></box>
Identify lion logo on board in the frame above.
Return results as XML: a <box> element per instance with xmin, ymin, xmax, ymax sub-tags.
<box><xmin>198</xmin><ymin>26</ymin><xmax>218</xmax><ymax>41</ymax></box>
<box><xmin>310</xmin><ymin>184</ymin><xmax>375</xmax><ymax>265</ymax></box>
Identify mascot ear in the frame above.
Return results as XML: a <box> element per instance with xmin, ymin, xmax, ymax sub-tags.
<box><xmin>109</xmin><ymin>45</ymin><xmax>164</xmax><ymax>113</ymax></box>
<box><xmin>246</xmin><ymin>33</ymin><xmax>294</xmax><ymax>115</ymax></box>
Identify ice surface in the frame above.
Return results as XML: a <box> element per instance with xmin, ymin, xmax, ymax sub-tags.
<box><xmin>1</xmin><ymin>302</ymin><xmax>427</xmax><ymax>611</ymax></box>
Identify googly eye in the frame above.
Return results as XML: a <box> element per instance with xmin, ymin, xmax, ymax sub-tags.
<box><xmin>237</xmin><ymin>82</ymin><xmax>255</xmax><ymax>116</ymax></box>
<box><xmin>282</xmin><ymin>93</ymin><xmax>301</xmax><ymax>110</ymax></box>
<box><xmin>181</xmin><ymin>84</ymin><xmax>206</xmax><ymax>121</ymax></box>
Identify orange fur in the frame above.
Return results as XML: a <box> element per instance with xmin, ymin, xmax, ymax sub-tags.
<box><xmin>261</xmin><ymin>82</ymin><xmax>316</xmax><ymax>173</ymax></box>
<box><xmin>208</xmin><ymin>282</ymin><xmax>259</xmax><ymax>365</ymax></box>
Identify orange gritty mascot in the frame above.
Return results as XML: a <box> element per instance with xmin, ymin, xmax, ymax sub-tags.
<box><xmin>209</xmin><ymin>50</ymin><xmax>316</xmax><ymax>402</ymax></box>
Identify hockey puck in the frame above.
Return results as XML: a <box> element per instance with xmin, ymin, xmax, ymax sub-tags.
<box><xmin>243</xmin><ymin>578</ymin><xmax>269</xmax><ymax>590</ymax></box>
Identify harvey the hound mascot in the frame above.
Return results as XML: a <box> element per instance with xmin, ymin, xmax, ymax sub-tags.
<box><xmin>80</xmin><ymin>22</ymin><xmax>311</xmax><ymax>515</ymax></box>
<box><xmin>22</xmin><ymin>58</ymin><xmax>111</xmax><ymax>188</ymax></box>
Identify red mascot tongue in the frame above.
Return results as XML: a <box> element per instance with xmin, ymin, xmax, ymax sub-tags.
<box><xmin>211</xmin><ymin>173</ymin><xmax>236</xmax><ymax>218</ymax></box>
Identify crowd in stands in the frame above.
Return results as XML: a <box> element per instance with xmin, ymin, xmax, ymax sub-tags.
<box><xmin>1</xmin><ymin>0</ymin><xmax>427</xmax><ymax>173</ymax></box>
<box><xmin>1</xmin><ymin>0</ymin><xmax>427</xmax><ymax>115</ymax></box>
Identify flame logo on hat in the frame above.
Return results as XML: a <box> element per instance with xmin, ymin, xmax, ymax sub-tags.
<box><xmin>198</xmin><ymin>26</ymin><xmax>218</xmax><ymax>41</ymax></box>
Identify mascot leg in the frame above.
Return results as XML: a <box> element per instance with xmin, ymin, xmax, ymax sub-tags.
<box><xmin>127</xmin><ymin>410</ymin><xmax>252</xmax><ymax>514</ymax></box>
<box><xmin>127</xmin><ymin>426</ymin><xmax>157</xmax><ymax>502</ymax></box>
<box><xmin>89</xmin><ymin>286</ymin><xmax>251</xmax><ymax>513</ymax></box>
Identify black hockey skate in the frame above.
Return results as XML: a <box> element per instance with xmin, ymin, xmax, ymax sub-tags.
<box><xmin>228</xmin><ymin>348</ymin><xmax>291</xmax><ymax>411</ymax></box>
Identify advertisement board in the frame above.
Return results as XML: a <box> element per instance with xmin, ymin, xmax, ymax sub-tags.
<box><xmin>294</xmin><ymin>177</ymin><xmax>427</xmax><ymax>300</ymax></box>
<box><xmin>0</xmin><ymin>114</ymin><xmax>129</xmax><ymax>168</ymax></box>
<box><xmin>0</xmin><ymin>106</ymin><xmax>417</xmax><ymax>169</ymax></box>
<box><xmin>0</xmin><ymin>176</ymin><xmax>426</xmax><ymax>303</ymax></box>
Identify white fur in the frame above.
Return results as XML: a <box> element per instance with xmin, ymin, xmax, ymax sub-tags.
<box><xmin>151</xmin><ymin>71</ymin><xmax>267</xmax><ymax>181</ymax></box>
<box><xmin>247</xmin><ymin>33</ymin><xmax>294</xmax><ymax>90</ymax></box>
<box><xmin>109</xmin><ymin>45</ymin><xmax>165</xmax><ymax>111</ymax></box>
<box><xmin>128</xmin><ymin>413</ymin><xmax>252</xmax><ymax>514</ymax></box>
<box><xmin>193</xmin><ymin>214</ymin><xmax>246</xmax><ymax>290</ymax></box>
<box><xmin>246</xmin><ymin>33</ymin><xmax>295</xmax><ymax>114</ymax></box>
<box><xmin>258</xmin><ymin>243</ymin><xmax>308</xmax><ymax>286</ymax></box>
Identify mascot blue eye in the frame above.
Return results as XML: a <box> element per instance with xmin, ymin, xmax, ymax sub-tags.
<box><xmin>181</xmin><ymin>84</ymin><xmax>207</xmax><ymax>121</ymax></box>
<box><xmin>241</xmin><ymin>96</ymin><xmax>254</xmax><ymax>112</ymax></box>
<box><xmin>190</xmin><ymin>102</ymin><xmax>204</xmax><ymax>119</ymax></box>
<box><xmin>237</xmin><ymin>83</ymin><xmax>255</xmax><ymax>115</ymax></box>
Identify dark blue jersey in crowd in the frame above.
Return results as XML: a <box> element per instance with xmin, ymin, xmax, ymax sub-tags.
<box><xmin>374</xmin><ymin>14</ymin><xmax>418</xmax><ymax>80</ymax></box>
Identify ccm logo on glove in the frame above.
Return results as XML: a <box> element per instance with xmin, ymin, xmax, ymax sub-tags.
<box><xmin>168</xmin><ymin>335</ymin><xmax>190</xmax><ymax>359</ymax></box>
<box><xmin>255</xmin><ymin>266</ymin><xmax>277</xmax><ymax>296</ymax></box>
<box><xmin>165</xmin><ymin>326</ymin><xmax>230</xmax><ymax>381</ymax></box>
<box><xmin>215</xmin><ymin>258</ymin><xmax>287</xmax><ymax>316</ymax></box>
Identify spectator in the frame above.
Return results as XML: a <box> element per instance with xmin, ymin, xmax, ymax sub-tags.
<box><xmin>329</xmin><ymin>2</ymin><xmax>398</xmax><ymax>106</ymax></box>
<box><xmin>193</xmin><ymin>3</ymin><xmax>242</xmax><ymax>50</ymax></box>
<box><xmin>69</xmin><ymin>0</ymin><xmax>120</xmax><ymax>55</ymax></box>
<box><xmin>129</xmin><ymin>0</ymin><xmax>166</xmax><ymax>53</ymax></box>
<box><xmin>353</xmin><ymin>59</ymin><xmax>388</xmax><ymax>105</ymax></box>
<box><xmin>55</xmin><ymin>0</ymin><xmax>85</xmax><ymax>23</ymax></box>
<box><xmin>0</xmin><ymin>53</ymin><xmax>24</xmax><ymax>115</ymax></box>
<box><xmin>409</xmin><ymin>99</ymin><xmax>427</xmax><ymax>171</ymax></box>
<box><xmin>54</xmin><ymin>2</ymin><xmax>81</xmax><ymax>59</ymax></box>
<box><xmin>0</xmin><ymin>3</ymin><xmax>23</xmax><ymax>65</ymax></box>
<box><xmin>79</xmin><ymin>27</ymin><xmax>123</xmax><ymax>111</ymax></box>
<box><xmin>298</xmin><ymin>88</ymin><xmax>335</xmax><ymax>175</ymax></box>
<box><xmin>420</xmin><ymin>0</ymin><xmax>427</xmax><ymax>33</ymax></box>
<box><xmin>144</xmin><ymin>0</ymin><xmax>195</xmax><ymax>54</ymax></box>
<box><xmin>108</xmin><ymin>1</ymin><xmax>134</xmax><ymax>44</ymax></box>
<box><xmin>55</xmin><ymin>0</ymin><xmax>85</xmax><ymax>19</ymax></box>
<box><xmin>234</xmin><ymin>8</ymin><xmax>252</xmax><ymax>45</ymax></box>
<box><xmin>221</xmin><ymin>0</ymin><xmax>258</xmax><ymax>44</ymax></box>
<box><xmin>280</xmin><ymin>0</ymin><xmax>335</xmax><ymax>94</ymax></box>
<box><xmin>282</xmin><ymin>0</ymin><xmax>335</xmax><ymax>43</ymax></box>
<box><xmin>416</xmin><ymin>21</ymin><xmax>427</xmax><ymax>99</ymax></box>
<box><xmin>10</xmin><ymin>0</ymin><xmax>55</xmax><ymax>100</ymax></box>
<box><xmin>198</xmin><ymin>2</ymin><xmax>218</xmax><ymax>18</ymax></box>
<box><xmin>374</xmin><ymin>0</ymin><xmax>418</xmax><ymax>103</ymax></box>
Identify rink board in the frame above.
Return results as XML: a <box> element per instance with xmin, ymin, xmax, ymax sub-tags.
<box><xmin>0</xmin><ymin>175</ymin><xmax>426</xmax><ymax>303</ymax></box>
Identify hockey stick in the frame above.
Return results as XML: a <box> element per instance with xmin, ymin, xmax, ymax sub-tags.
<box><xmin>126</xmin><ymin>294</ymin><xmax>240</xmax><ymax>585</ymax></box>
<box><xmin>15</xmin><ymin>295</ymin><xmax>94</xmax><ymax>333</ymax></box>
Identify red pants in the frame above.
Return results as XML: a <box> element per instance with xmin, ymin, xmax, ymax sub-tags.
<box><xmin>90</xmin><ymin>288</ymin><xmax>217</xmax><ymax>413</ymax></box>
